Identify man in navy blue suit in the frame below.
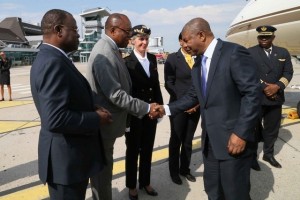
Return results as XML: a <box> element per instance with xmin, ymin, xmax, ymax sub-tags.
<box><xmin>155</xmin><ymin>18</ymin><xmax>261</xmax><ymax>200</ymax></box>
<box><xmin>30</xmin><ymin>9</ymin><xmax>112</xmax><ymax>200</ymax></box>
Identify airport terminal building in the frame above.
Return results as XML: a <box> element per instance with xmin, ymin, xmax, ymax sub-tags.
<box><xmin>0</xmin><ymin>7</ymin><xmax>166</xmax><ymax>66</ymax></box>
<box><xmin>0</xmin><ymin>17</ymin><xmax>40</xmax><ymax>66</ymax></box>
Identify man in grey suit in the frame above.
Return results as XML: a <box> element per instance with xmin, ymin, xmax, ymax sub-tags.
<box><xmin>155</xmin><ymin>18</ymin><xmax>261</xmax><ymax>200</ymax></box>
<box><xmin>86</xmin><ymin>13</ymin><xmax>158</xmax><ymax>200</ymax></box>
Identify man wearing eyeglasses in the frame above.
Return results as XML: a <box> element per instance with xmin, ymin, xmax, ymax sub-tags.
<box><xmin>248</xmin><ymin>25</ymin><xmax>293</xmax><ymax>170</ymax></box>
<box><xmin>30</xmin><ymin>9</ymin><xmax>112</xmax><ymax>200</ymax></box>
<box><xmin>86</xmin><ymin>13</ymin><xmax>160</xmax><ymax>200</ymax></box>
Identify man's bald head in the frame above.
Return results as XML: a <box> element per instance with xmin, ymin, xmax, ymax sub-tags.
<box><xmin>105</xmin><ymin>13</ymin><xmax>130</xmax><ymax>32</ymax></box>
<box><xmin>104</xmin><ymin>13</ymin><xmax>132</xmax><ymax>48</ymax></box>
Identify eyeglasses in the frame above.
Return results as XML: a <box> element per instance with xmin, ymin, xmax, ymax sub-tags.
<box><xmin>115</xmin><ymin>26</ymin><xmax>132</xmax><ymax>35</ymax></box>
<box><xmin>59</xmin><ymin>25</ymin><xmax>79</xmax><ymax>33</ymax></box>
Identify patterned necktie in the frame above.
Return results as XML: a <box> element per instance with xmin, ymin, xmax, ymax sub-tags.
<box><xmin>201</xmin><ymin>55</ymin><xmax>208</xmax><ymax>96</ymax></box>
<box><xmin>185</xmin><ymin>54</ymin><xmax>194</xmax><ymax>68</ymax></box>
<box><xmin>265</xmin><ymin>48</ymin><xmax>271</xmax><ymax>59</ymax></box>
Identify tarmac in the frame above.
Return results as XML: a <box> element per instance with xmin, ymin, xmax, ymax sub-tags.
<box><xmin>0</xmin><ymin>58</ymin><xmax>300</xmax><ymax>200</ymax></box>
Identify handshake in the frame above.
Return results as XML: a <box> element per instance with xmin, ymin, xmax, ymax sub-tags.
<box><xmin>148</xmin><ymin>103</ymin><xmax>165</xmax><ymax>119</ymax></box>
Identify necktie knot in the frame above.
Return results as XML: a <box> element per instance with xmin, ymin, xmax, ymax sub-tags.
<box><xmin>265</xmin><ymin>48</ymin><xmax>271</xmax><ymax>58</ymax></box>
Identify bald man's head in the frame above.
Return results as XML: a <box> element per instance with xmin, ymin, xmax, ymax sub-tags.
<box><xmin>104</xmin><ymin>13</ymin><xmax>132</xmax><ymax>48</ymax></box>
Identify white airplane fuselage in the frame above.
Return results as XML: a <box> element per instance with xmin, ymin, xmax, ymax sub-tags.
<box><xmin>226</xmin><ymin>0</ymin><xmax>300</xmax><ymax>56</ymax></box>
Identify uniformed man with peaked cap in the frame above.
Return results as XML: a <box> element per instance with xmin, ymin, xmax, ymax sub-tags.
<box><xmin>248</xmin><ymin>25</ymin><xmax>293</xmax><ymax>170</ymax></box>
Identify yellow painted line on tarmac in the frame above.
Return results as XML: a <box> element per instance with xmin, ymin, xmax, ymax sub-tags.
<box><xmin>0</xmin><ymin>121</ymin><xmax>41</xmax><ymax>134</ymax></box>
<box><xmin>0</xmin><ymin>138</ymin><xmax>201</xmax><ymax>200</ymax></box>
<box><xmin>0</xmin><ymin>100</ymin><xmax>33</xmax><ymax>109</ymax></box>
<box><xmin>0</xmin><ymin>185</ymin><xmax>49</xmax><ymax>200</ymax></box>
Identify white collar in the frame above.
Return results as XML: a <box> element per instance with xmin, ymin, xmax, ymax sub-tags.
<box><xmin>134</xmin><ymin>49</ymin><xmax>148</xmax><ymax>60</ymax></box>
<box><xmin>203</xmin><ymin>38</ymin><xmax>218</xmax><ymax>59</ymax></box>
<box><xmin>43</xmin><ymin>43</ymin><xmax>69</xmax><ymax>59</ymax></box>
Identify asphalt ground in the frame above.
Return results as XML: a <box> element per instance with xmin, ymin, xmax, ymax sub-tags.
<box><xmin>0</xmin><ymin>59</ymin><xmax>300</xmax><ymax>200</ymax></box>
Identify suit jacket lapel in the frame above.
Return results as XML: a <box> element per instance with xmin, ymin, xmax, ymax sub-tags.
<box><xmin>177</xmin><ymin>49</ymin><xmax>192</xmax><ymax>71</ymax></box>
<box><xmin>130</xmin><ymin>52</ymin><xmax>151</xmax><ymax>79</ymax></box>
<box><xmin>103</xmin><ymin>36</ymin><xmax>132</xmax><ymax>88</ymax></box>
<box><xmin>258</xmin><ymin>47</ymin><xmax>273</xmax><ymax>71</ymax></box>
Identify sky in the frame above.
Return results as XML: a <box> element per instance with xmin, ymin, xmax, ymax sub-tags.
<box><xmin>0</xmin><ymin>0</ymin><xmax>248</xmax><ymax>52</ymax></box>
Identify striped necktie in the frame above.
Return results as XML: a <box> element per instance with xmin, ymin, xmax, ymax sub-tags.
<box><xmin>265</xmin><ymin>48</ymin><xmax>271</xmax><ymax>59</ymax></box>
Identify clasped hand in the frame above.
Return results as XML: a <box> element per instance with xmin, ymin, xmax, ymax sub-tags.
<box><xmin>95</xmin><ymin>105</ymin><xmax>113</xmax><ymax>125</ymax></box>
<box><xmin>148</xmin><ymin>103</ymin><xmax>165</xmax><ymax>119</ymax></box>
<box><xmin>264</xmin><ymin>83</ymin><xmax>279</xmax><ymax>98</ymax></box>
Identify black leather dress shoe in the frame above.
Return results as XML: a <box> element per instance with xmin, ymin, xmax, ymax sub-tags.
<box><xmin>129</xmin><ymin>192</ymin><xmax>138</xmax><ymax>200</ymax></box>
<box><xmin>263</xmin><ymin>155</ymin><xmax>282</xmax><ymax>168</ymax></box>
<box><xmin>180</xmin><ymin>173</ymin><xmax>196</xmax><ymax>182</ymax></box>
<box><xmin>139</xmin><ymin>185</ymin><xmax>158</xmax><ymax>196</ymax></box>
<box><xmin>171</xmin><ymin>175</ymin><xmax>182</xmax><ymax>185</ymax></box>
<box><xmin>251</xmin><ymin>159</ymin><xmax>261</xmax><ymax>171</ymax></box>
<box><xmin>129</xmin><ymin>189</ymin><xmax>138</xmax><ymax>200</ymax></box>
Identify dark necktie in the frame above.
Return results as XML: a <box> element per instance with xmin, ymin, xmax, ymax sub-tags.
<box><xmin>201</xmin><ymin>55</ymin><xmax>208</xmax><ymax>96</ymax></box>
<box><xmin>265</xmin><ymin>48</ymin><xmax>271</xmax><ymax>59</ymax></box>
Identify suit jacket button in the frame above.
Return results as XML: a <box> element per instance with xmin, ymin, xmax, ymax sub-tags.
<box><xmin>149</xmin><ymin>98</ymin><xmax>152</xmax><ymax>101</ymax></box>
<box><xmin>149</xmin><ymin>88</ymin><xmax>152</xmax><ymax>91</ymax></box>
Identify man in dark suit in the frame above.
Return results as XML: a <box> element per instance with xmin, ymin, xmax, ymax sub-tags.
<box><xmin>248</xmin><ymin>25</ymin><xmax>293</xmax><ymax>170</ymax></box>
<box><xmin>30</xmin><ymin>9</ymin><xmax>112</xmax><ymax>200</ymax></box>
<box><xmin>155</xmin><ymin>18</ymin><xmax>261</xmax><ymax>200</ymax></box>
<box><xmin>164</xmin><ymin>33</ymin><xmax>200</xmax><ymax>185</ymax></box>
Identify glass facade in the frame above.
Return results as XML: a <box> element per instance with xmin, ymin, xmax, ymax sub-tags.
<box><xmin>2</xmin><ymin>49</ymin><xmax>38</xmax><ymax>66</ymax></box>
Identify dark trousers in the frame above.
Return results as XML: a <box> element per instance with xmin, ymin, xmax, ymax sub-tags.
<box><xmin>168</xmin><ymin>111</ymin><xmax>200</xmax><ymax>176</ymax></box>
<box><xmin>47</xmin><ymin>179</ymin><xmax>88</xmax><ymax>200</ymax></box>
<box><xmin>125</xmin><ymin>116</ymin><xmax>157</xmax><ymax>189</ymax></box>
<box><xmin>254</xmin><ymin>105</ymin><xmax>282</xmax><ymax>157</ymax></box>
<box><xmin>203</xmin><ymin>138</ymin><xmax>251</xmax><ymax>200</ymax></box>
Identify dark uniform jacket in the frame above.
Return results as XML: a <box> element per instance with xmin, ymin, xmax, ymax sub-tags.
<box><xmin>164</xmin><ymin>48</ymin><xmax>195</xmax><ymax>103</ymax></box>
<box><xmin>124</xmin><ymin>52</ymin><xmax>163</xmax><ymax>105</ymax></box>
<box><xmin>248</xmin><ymin>45</ymin><xmax>293</xmax><ymax>106</ymax></box>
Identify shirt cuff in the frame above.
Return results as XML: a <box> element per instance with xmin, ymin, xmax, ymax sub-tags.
<box><xmin>164</xmin><ymin>105</ymin><xmax>171</xmax><ymax>116</ymax></box>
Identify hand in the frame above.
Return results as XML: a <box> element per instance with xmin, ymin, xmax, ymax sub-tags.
<box><xmin>148</xmin><ymin>103</ymin><xmax>165</xmax><ymax>119</ymax></box>
<box><xmin>227</xmin><ymin>133</ymin><xmax>246</xmax><ymax>155</ymax></box>
<box><xmin>185</xmin><ymin>104</ymin><xmax>200</xmax><ymax>114</ymax></box>
<box><xmin>148</xmin><ymin>103</ymin><xmax>161</xmax><ymax>119</ymax></box>
<box><xmin>154</xmin><ymin>104</ymin><xmax>165</xmax><ymax>118</ymax></box>
<box><xmin>95</xmin><ymin>105</ymin><xmax>112</xmax><ymax>125</ymax></box>
<box><xmin>264</xmin><ymin>83</ymin><xmax>280</xmax><ymax>97</ymax></box>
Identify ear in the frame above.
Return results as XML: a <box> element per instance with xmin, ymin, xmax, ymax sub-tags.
<box><xmin>110</xmin><ymin>26</ymin><xmax>117</xmax><ymax>35</ymax></box>
<box><xmin>198</xmin><ymin>31</ymin><xmax>206</xmax><ymax>42</ymax></box>
<box><xmin>54</xmin><ymin>25</ymin><xmax>63</xmax><ymax>37</ymax></box>
<box><xmin>130</xmin><ymin>38</ymin><xmax>135</xmax><ymax>45</ymax></box>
